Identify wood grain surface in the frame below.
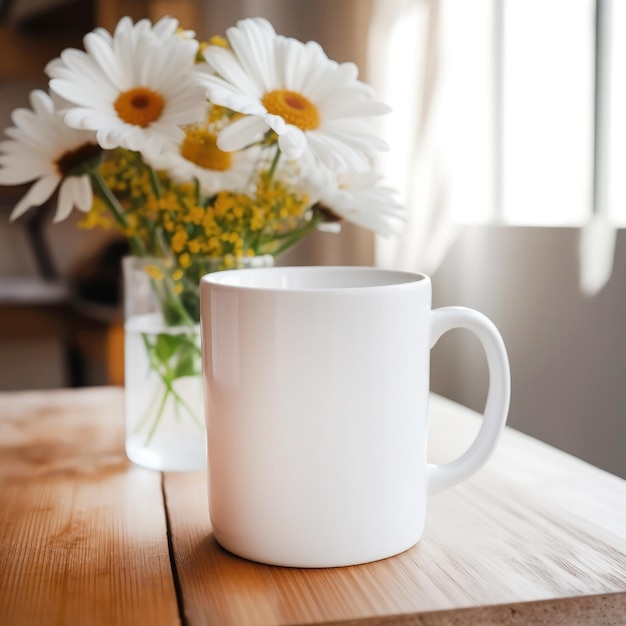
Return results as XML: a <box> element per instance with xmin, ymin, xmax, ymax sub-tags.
<box><xmin>164</xmin><ymin>394</ymin><xmax>626</xmax><ymax>626</ymax></box>
<box><xmin>1</xmin><ymin>387</ymin><xmax>625</xmax><ymax>625</ymax></box>
<box><xmin>0</xmin><ymin>387</ymin><xmax>179</xmax><ymax>626</ymax></box>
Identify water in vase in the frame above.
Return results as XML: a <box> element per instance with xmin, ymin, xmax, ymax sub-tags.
<box><xmin>124</xmin><ymin>312</ymin><xmax>206</xmax><ymax>472</ymax></box>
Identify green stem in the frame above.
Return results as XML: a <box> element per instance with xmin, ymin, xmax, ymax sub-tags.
<box><xmin>145</xmin><ymin>361</ymin><xmax>203</xmax><ymax>433</ymax></box>
<box><xmin>267</xmin><ymin>145</ymin><xmax>282</xmax><ymax>182</ymax></box>
<box><xmin>145</xmin><ymin>387</ymin><xmax>170</xmax><ymax>446</ymax></box>
<box><xmin>89</xmin><ymin>169</ymin><xmax>146</xmax><ymax>257</ymax></box>
<box><xmin>146</xmin><ymin>162</ymin><xmax>163</xmax><ymax>199</ymax></box>
<box><xmin>139</xmin><ymin>333</ymin><xmax>203</xmax><ymax>445</ymax></box>
<box><xmin>265</xmin><ymin>216</ymin><xmax>322</xmax><ymax>257</ymax></box>
<box><xmin>161</xmin><ymin>276</ymin><xmax>196</xmax><ymax>326</ymax></box>
<box><xmin>164</xmin><ymin>382</ymin><xmax>203</xmax><ymax>427</ymax></box>
<box><xmin>141</xmin><ymin>164</ymin><xmax>196</xmax><ymax>325</ymax></box>
<box><xmin>134</xmin><ymin>376</ymin><xmax>164</xmax><ymax>435</ymax></box>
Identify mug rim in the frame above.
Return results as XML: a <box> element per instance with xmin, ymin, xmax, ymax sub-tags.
<box><xmin>201</xmin><ymin>265</ymin><xmax>429</xmax><ymax>293</ymax></box>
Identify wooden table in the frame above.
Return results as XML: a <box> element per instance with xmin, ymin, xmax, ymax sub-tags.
<box><xmin>1</xmin><ymin>387</ymin><xmax>625</xmax><ymax>625</ymax></box>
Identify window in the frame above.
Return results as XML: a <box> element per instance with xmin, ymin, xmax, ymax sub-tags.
<box><xmin>373</xmin><ymin>0</ymin><xmax>625</xmax><ymax>228</ymax></box>
<box><xmin>501</xmin><ymin>0</ymin><xmax>595</xmax><ymax>226</ymax></box>
<box><xmin>607</xmin><ymin>0</ymin><xmax>626</xmax><ymax>225</ymax></box>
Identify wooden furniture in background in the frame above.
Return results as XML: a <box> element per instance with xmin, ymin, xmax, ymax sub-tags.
<box><xmin>95</xmin><ymin>0</ymin><xmax>198</xmax><ymax>32</ymax></box>
<box><xmin>1</xmin><ymin>387</ymin><xmax>625</xmax><ymax>625</ymax></box>
<box><xmin>104</xmin><ymin>322</ymin><xmax>124</xmax><ymax>386</ymax></box>
<box><xmin>0</xmin><ymin>194</ymin><xmax>117</xmax><ymax>389</ymax></box>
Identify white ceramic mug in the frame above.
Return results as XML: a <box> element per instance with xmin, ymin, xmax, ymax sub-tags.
<box><xmin>200</xmin><ymin>266</ymin><xmax>510</xmax><ymax>568</ymax></box>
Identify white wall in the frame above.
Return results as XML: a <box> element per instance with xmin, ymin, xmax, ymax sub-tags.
<box><xmin>430</xmin><ymin>225</ymin><xmax>626</xmax><ymax>478</ymax></box>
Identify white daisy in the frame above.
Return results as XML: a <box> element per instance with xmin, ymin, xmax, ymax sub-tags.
<box><xmin>200</xmin><ymin>17</ymin><xmax>390</xmax><ymax>173</ymax></box>
<box><xmin>94</xmin><ymin>15</ymin><xmax>195</xmax><ymax>45</ymax></box>
<box><xmin>0</xmin><ymin>90</ymin><xmax>99</xmax><ymax>222</ymax></box>
<box><xmin>148</xmin><ymin>124</ymin><xmax>259</xmax><ymax>195</ymax></box>
<box><xmin>311</xmin><ymin>168</ymin><xmax>405</xmax><ymax>237</ymax></box>
<box><xmin>46</xmin><ymin>18</ymin><xmax>207</xmax><ymax>159</ymax></box>
<box><xmin>44</xmin><ymin>16</ymin><xmax>194</xmax><ymax>79</ymax></box>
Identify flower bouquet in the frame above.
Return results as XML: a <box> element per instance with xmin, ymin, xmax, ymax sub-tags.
<box><xmin>0</xmin><ymin>16</ymin><xmax>404</xmax><ymax>471</ymax></box>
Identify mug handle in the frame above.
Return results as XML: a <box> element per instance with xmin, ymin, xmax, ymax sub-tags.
<box><xmin>427</xmin><ymin>306</ymin><xmax>511</xmax><ymax>496</ymax></box>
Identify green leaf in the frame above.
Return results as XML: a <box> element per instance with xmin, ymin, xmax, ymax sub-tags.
<box><xmin>180</xmin><ymin>291</ymin><xmax>201</xmax><ymax>323</ymax></box>
<box><xmin>174</xmin><ymin>357</ymin><xmax>194</xmax><ymax>378</ymax></box>
<box><xmin>174</xmin><ymin>349</ymin><xmax>197</xmax><ymax>378</ymax></box>
<box><xmin>155</xmin><ymin>333</ymin><xmax>182</xmax><ymax>362</ymax></box>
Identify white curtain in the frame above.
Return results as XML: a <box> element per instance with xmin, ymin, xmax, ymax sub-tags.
<box><xmin>365</xmin><ymin>0</ymin><xmax>620</xmax><ymax>292</ymax></box>
<box><xmin>579</xmin><ymin>0</ymin><xmax>617</xmax><ymax>296</ymax></box>
<box><xmin>367</xmin><ymin>0</ymin><xmax>460</xmax><ymax>274</ymax></box>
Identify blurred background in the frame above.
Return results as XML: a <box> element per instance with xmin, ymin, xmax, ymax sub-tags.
<box><xmin>0</xmin><ymin>0</ymin><xmax>624</xmax><ymax>478</ymax></box>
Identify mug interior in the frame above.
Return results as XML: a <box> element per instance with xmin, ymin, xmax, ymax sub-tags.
<box><xmin>203</xmin><ymin>266</ymin><xmax>425</xmax><ymax>291</ymax></box>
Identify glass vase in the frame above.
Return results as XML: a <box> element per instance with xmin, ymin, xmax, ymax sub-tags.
<box><xmin>122</xmin><ymin>254</ymin><xmax>274</xmax><ymax>472</ymax></box>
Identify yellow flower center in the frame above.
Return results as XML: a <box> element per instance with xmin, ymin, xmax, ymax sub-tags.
<box><xmin>208</xmin><ymin>35</ymin><xmax>230</xmax><ymax>49</ymax></box>
<box><xmin>114</xmin><ymin>87</ymin><xmax>165</xmax><ymax>127</ymax></box>
<box><xmin>55</xmin><ymin>142</ymin><xmax>101</xmax><ymax>176</ymax></box>
<box><xmin>261</xmin><ymin>90</ymin><xmax>320</xmax><ymax>131</ymax></box>
<box><xmin>180</xmin><ymin>128</ymin><xmax>232</xmax><ymax>171</ymax></box>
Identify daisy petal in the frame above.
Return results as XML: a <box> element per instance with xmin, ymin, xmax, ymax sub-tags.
<box><xmin>277</xmin><ymin>126</ymin><xmax>306</xmax><ymax>159</ymax></box>
<box><xmin>84</xmin><ymin>32</ymin><xmax>123</xmax><ymax>89</ymax></box>
<box><xmin>264</xmin><ymin>113</ymin><xmax>287</xmax><ymax>136</ymax></box>
<box><xmin>227</xmin><ymin>17</ymin><xmax>277</xmax><ymax>93</ymax></box>
<box><xmin>202</xmin><ymin>75</ymin><xmax>266</xmax><ymax>115</ymax></box>
<box><xmin>152</xmin><ymin>16</ymin><xmax>180</xmax><ymax>39</ymax></box>
<box><xmin>307</xmin><ymin>131</ymin><xmax>370</xmax><ymax>172</ymax></box>
<box><xmin>73</xmin><ymin>174</ymin><xmax>93</xmax><ymax>212</ymax></box>
<box><xmin>9</xmin><ymin>174</ymin><xmax>60</xmax><ymax>221</ymax></box>
<box><xmin>203</xmin><ymin>47</ymin><xmax>265</xmax><ymax>101</ymax></box>
<box><xmin>217</xmin><ymin>115</ymin><xmax>269</xmax><ymax>151</ymax></box>
<box><xmin>0</xmin><ymin>162</ymin><xmax>51</xmax><ymax>184</ymax></box>
<box><xmin>320</xmin><ymin>97</ymin><xmax>392</xmax><ymax>119</ymax></box>
<box><xmin>29</xmin><ymin>90</ymin><xmax>55</xmax><ymax>116</ymax></box>
<box><xmin>54</xmin><ymin>177</ymin><xmax>79</xmax><ymax>222</ymax></box>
